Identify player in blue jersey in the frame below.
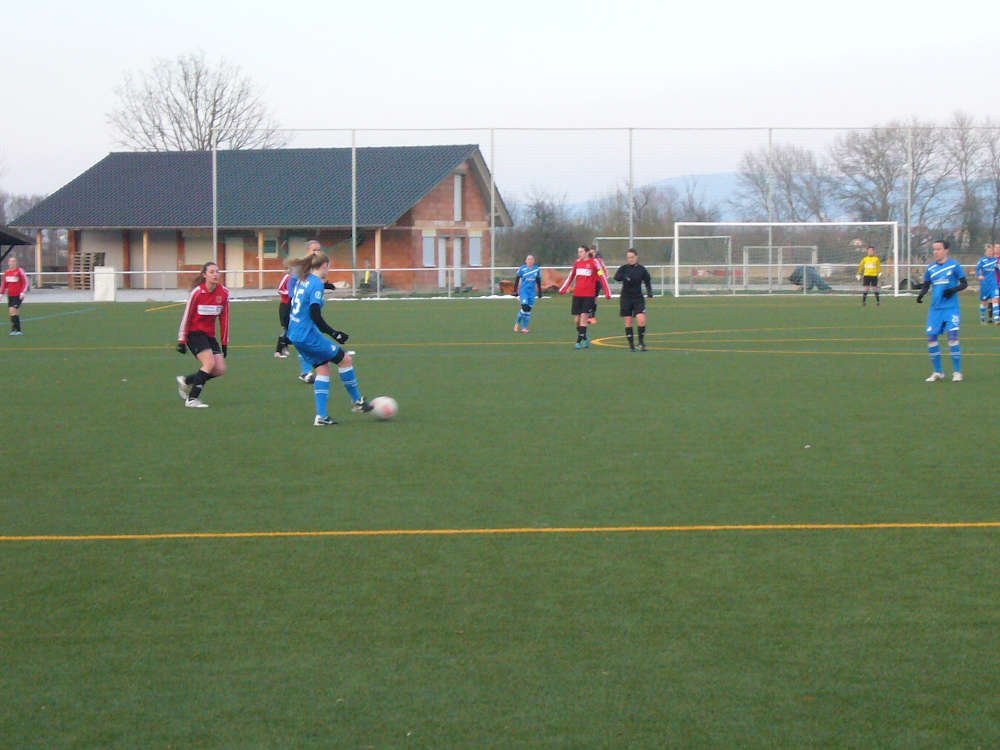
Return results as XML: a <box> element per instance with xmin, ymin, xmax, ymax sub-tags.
<box><xmin>512</xmin><ymin>254</ymin><xmax>543</xmax><ymax>333</ymax></box>
<box><xmin>288</xmin><ymin>251</ymin><xmax>372</xmax><ymax>425</ymax></box>
<box><xmin>917</xmin><ymin>240</ymin><xmax>967</xmax><ymax>382</ymax></box>
<box><xmin>974</xmin><ymin>243</ymin><xmax>999</xmax><ymax>324</ymax></box>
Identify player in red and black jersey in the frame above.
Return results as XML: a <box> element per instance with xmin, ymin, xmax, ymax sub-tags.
<box><xmin>1</xmin><ymin>255</ymin><xmax>30</xmax><ymax>335</ymax></box>
<box><xmin>176</xmin><ymin>262</ymin><xmax>230</xmax><ymax>408</ymax></box>
<box><xmin>559</xmin><ymin>246</ymin><xmax>610</xmax><ymax>349</ymax></box>
<box><xmin>273</xmin><ymin>258</ymin><xmax>300</xmax><ymax>358</ymax></box>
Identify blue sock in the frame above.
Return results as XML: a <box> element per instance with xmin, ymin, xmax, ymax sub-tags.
<box><xmin>515</xmin><ymin>312</ymin><xmax>524</xmax><ymax>327</ymax></box>
<box><xmin>980</xmin><ymin>304</ymin><xmax>986</xmax><ymax>322</ymax></box>
<box><xmin>298</xmin><ymin>352</ymin><xmax>311</xmax><ymax>377</ymax></box>
<box><xmin>949</xmin><ymin>336</ymin><xmax>961</xmax><ymax>373</ymax></box>
<box><xmin>338</xmin><ymin>366</ymin><xmax>362</xmax><ymax>402</ymax></box>
<box><xmin>523</xmin><ymin>310</ymin><xmax>532</xmax><ymax>328</ymax></box>
<box><xmin>314</xmin><ymin>375</ymin><xmax>331</xmax><ymax>417</ymax></box>
<box><xmin>928</xmin><ymin>338</ymin><xmax>942</xmax><ymax>372</ymax></box>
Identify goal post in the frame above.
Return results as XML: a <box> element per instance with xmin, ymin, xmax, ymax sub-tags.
<box><xmin>672</xmin><ymin>221</ymin><xmax>899</xmax><ymax>297</ymax></box>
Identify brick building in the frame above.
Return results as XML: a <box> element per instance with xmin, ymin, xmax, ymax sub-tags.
<box><xmin>12</xmin><ymin>144</ymin><xmax>512</xmax><ymax>293</ymax></box>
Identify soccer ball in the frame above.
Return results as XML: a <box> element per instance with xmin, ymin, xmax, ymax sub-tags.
<box><xmin>369</xmin><ymin>396</ymin><xmax>398</xmax><ymax>421</ymax></box>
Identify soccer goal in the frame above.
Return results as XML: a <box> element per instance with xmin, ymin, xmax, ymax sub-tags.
<box><xmin>672</xmin><ymin>221</ymin><xmax>899</xmax><ymax>297</ymax></box>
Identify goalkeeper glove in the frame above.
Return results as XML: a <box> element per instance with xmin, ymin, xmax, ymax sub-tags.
<box><xmin>916</xmin><ymin>294</ymin><xmax>924</xmax><ymax>303</ymax></box>
<box><xmin>943</xmin><ymin>288</ymin><xmax>956</xmax><ymax>299</ymax></box>
<box><xmin>176</xmin><ymin>342</ymin><xmax>187</xmax><ymax>354</ymax></box>
<box><xmin>332</xmin><ymin>330</ymin><xmax>349</xmax><ymax>345</ymax></box>
<box><xmin>856</xmin><ymin>274</ymin><xmax>861</xmax><ymax>281</ymax></box>
<box><xmin>221</xmin><ymin>344</ymin><xmax>228</xmax><ymax>357</ymax></box>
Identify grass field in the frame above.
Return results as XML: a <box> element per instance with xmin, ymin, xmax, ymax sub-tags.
<box><xmin>2</xmin><ymin>293</ymin><xmax>998</xmax><ymax>748</ymax></box>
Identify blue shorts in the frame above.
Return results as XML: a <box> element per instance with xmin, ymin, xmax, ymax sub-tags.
<box><xmin>926</xmin><ymin>309</ymin><xmax>961</xmax><ymax>336</ymax></box>
<box><xmin>290</xmin><ymin>334</ymin><xmax>343</xmax><ymax>367</ymax></box>
<box><xmin>519</xmin><ymin>294</ymin><xmax>537</xmax><ymax>308</ymax></box>
<box><xmin>980</xmin><ymin>281</ymin><xmax>998</xmax><ymax>301</ymax></box>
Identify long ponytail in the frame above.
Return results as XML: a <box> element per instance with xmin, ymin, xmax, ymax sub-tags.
<box><xmin>193</xmin><ymin>261</ymin><xmax>217</xmax><ymax>288</ymax></box>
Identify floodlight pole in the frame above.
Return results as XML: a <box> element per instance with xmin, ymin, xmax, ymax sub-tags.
<box><xmin>627</xmin><ymin>128</ymin><xmax>634</xmax><ymax>250</ymax></box>
<box><xmin>351</xmin><ymin>129</ymin><xmax>358</xmax><ymax>289</ymax></box>
<box><xmin>211</xmin><ymin>129</ymin><xmax>219</xmax><ymax>263</ymax></box>
<box><xmin>489</xmin><ymin>128</ymin><xmax>496</xmax><ymax>296</ymax></box>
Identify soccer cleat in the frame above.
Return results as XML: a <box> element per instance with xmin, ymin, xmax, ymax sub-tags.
<box><xmin>521</xmin><ymin>328</ymin><xmax>530</xmax><ymax>334</ymax></box>
<box><xmin>313</xmin><ymin>415</ymin><xmax>338</xmax><ymax>426</ymax></box>
<box><xmin>513</xmin><ymin>323</ymin><xmax>520</xmax><ymax>332</ymax></box>
<box><xmin>925</xmin><ymin>372</ymin><xmax>945</xmax><ymax>382</ymax></box>
<box><xmin>629</xmin><ymin>346</ymin><xmax>636</xmax><ymax>352</ymax></box>
<box><xmin>952</xmin><ymin>372</ymin><xmax>963</xmax><ymax>382</ymax></box>
<box><xmin>583</xmin><ymin>339</ymin><xmax>590</xmax><ymax>348</ymax></box>
<box><xmin>352</xmin><ymin>399</ymin><xmax>374</xmax><ymax>413</ymax></box>
<box><xmin>575</xmin><ymin>341</ymin><xmax>583</xmax><ymax>349</ymax></box>
<box><xmin>298</xmin><ymin>372</ymin><xmax>316</xmax><ymax>384</ymax></box>
<box><xmin>176</xmin><ymin>375</ymin><xmax>191</xmax><ymax>400</ymax></box>
<box><xmin>273</xmin><ymin>351</ymin><xmax>287</xmax><ymax>359</ymax></box>
<box><xmin>280</xmin><ymin>347</ymin><xmax>290</xmax><ymax>357</ymax></box>
<box><xmin>639</xmin><ymin>344</ymin><xmax>647</xmax><ymax>352</ymax></box>
<box><xmin>185</xmin><ymin>398</ymin><xmax>209</xmax><ymax>408</ymax></box>
<box><xmin>9</xmin><ymin>330</ymin><xmax>23</xmax><ymax>336</ymax></box>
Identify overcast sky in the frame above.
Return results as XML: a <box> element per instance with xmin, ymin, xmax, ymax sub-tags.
<box><xmin>3</xmin><ymin>0</ymin><xmax>998</xmax><ymax>201</ymax></box>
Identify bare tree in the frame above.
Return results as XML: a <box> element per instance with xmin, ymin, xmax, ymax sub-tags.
<box><xmin>981</xmin><ymin>119</ymin><xmax>1000</xmax><ymax>242</ymax></box>
<box><xmin>108</xmin><ymin>51</ymin><xmax>286</xmax><ymax>151</ymax></box>
<box><xmin>940</xmin><ymin>112</ymin><xmax>987</xmax><ymax>248</ymax></box>
<box><xmin>584</xmin><ymin>183</ymin><xmax>681</xmax><ymax>237</ymax></box>
<box><xmin>829</xmin><ymin>126</ymin><xmax>908</xmax><ymax>222</ymax></box>
<box><xmin>734</xmin><ymin>143</ymin><xmax>833</xmax><ymax>221</ymax></box>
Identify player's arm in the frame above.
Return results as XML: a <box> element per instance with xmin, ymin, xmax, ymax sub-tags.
<box><xmin>219</xmin><ymin>297</ymin><xmax>230</xmax><ymax>356</ymax></box>
<box><xmin>613</xmin><ymin>266</ymin><xmax>625</xmax><ymax>283</ymax></box>
<box><xmin>20</xmin><ymin>269</ymin><xmax>29</xmax><ymax>295</ymax></box>
<box><xmin>176</xmin><ymin>288</ymin><xmax>197</xmax><ymax>349</ymax></box>
<box><xmin>643</xmin><ymin>269</ymin><xmax>653</xmax><ymax>297</ymax></box>
<box><xmin>535</xmin><ymin>275</ymin><xmax>543</xmax><ymax>297</ymax></box>
<box><xmin>309</xmin><ymin>303</ymin><xmax>349</xmax><ymax>343</ymax></box>
<box><xmin>916</xmin><ymin>279</ymin><xmax>931</xmax><ymax>302</ymax></box>
<box><xmin>598</xmin><ymin>268</ymin><xmax>611</xmax><ymax>299</ymax></box>
<box><xmin>512</xmin><ymin>273</ymin><xmax>520</xmax><ymax>296</ymax></box>
<box><xmin>558</xmin><ymin>267</ymin><xmax>576</xmax><ymax>295</ymax></box>
<box><xmin>323</xmin><ymin>281</ymin><xmax>337</xmax><ymax>291</ymax></box>
<box><xmin>943</xmin><ymin>276</ymin><xmax>968</xmax><ymax>298</ymax></box>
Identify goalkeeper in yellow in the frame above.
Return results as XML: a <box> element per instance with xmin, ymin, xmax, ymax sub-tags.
<box><xmin>856</xmin><ymin>246</ymin><xmax>882</xmax><ymax>306</ymax></box>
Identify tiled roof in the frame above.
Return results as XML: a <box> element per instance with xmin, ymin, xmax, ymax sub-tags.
<box><xmin>13</xmin><ymin>145</ymin><xmax>484</xmax><ymax>229</ymax></box>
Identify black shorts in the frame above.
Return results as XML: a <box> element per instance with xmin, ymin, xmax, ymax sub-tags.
<box><xmin>862</xmin><ymin>276</ymin><xmax>878</xmax><ymax>288</ymax></box>
<box><xmin>7</xmin><ymin>295</ymin><xmax>22</xmax><ymax>308</ymax></box>
<box><xmin>187</xmin><ymin>331</ymin><xmax>221</xmax><ymax>356</ymax></box>
<box><xmin>278</xmin><ymin>301</ymin><xmax>291</xmax><ymax>328</ymax></box>
<box><xmin>571</xmin><ymin>296</ymin><xmax>594</xmax><ymax>316</ymax></box>
<box><xmin>620</xmin><ymin>296</ymin><xmax>646</xmax><ymax>317</ymax></box>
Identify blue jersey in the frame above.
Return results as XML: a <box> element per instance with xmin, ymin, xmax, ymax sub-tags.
<box><xmin>924</xmin><ymin>259</ymin><xmax>965</xmax><ymax>312</ymax></box>
<box><xmin>976</xmin><ymin>256</ymin><xmax>999</xmax><ymax>297</ymax></box>
<box><xmin>516</xmin><ymin>264</ymin><xmax>542</xmax><ymax>301</ymax></box>
<box><xmin>288</xmin><ymin>274</ymin><xmax>326</xmax><ymax>344</ymax></box>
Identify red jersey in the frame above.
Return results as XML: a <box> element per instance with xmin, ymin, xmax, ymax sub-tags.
<box><xmin>1</xmin><ymin>267</ymin><xmax>29</xmax><ymax>297</ymax></box>
<box><xmin>178</xmin><ymin>282</ymin><xmax>230</xmax><ymax>344</ymax></box>
<box><xmin>559</xmin><ymin>258</ymin><xmax>610</xmax><ymax>299</ymax></box>
<box><xmin>276</xmin><ymin>273</ymin><xmax>292</xmax><ymax>304</ymax></box>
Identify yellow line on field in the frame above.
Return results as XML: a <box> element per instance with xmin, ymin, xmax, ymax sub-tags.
<box><xmin>2</xmin><ymin>521</ymin><xmax>997</xmax><ymax>543</ymax></box>
<box><xmin>144</xmin><ymin>302</ymin><xmax>185</xmax><ymax>312</ymax></box>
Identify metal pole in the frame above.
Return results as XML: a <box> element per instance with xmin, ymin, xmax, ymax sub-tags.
<box><xmin>490</xmin><ymin>128</ymin><xmax>496</xmax><ymax>295</ymax></box>
<box><xmin>351</xmin><ymin>129</ymin><xmax>358</xmax><ymax>289</ymax></box>
<box><xmin>673</xmin><ymin>223</ymin><xmax>680</xmax><ymax>298</ymax></box>
<box><xmin>906</xmin><ymin>126</ymin><xmax>913</xmax><ymax>290</ymax></box>
<box><xmin>627</xmin><ymin>128</ymin><xmax>635</xmax><ymax>248</ymax></box>
<box><xmin>211</xmin><ymin>131</ymin><xmax>218</xmax><ymax>263</ymax></box>
<box><xmin>767</xmin><ymin>128</ymin><xmax>774</xmax><ymax>293</ymax></box>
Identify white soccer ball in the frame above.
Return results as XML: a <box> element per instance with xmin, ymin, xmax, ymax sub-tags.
<box><xmin>370</xmin><ymin>396</ymin><xmax>398</xmax><ymax>421</ymax></box>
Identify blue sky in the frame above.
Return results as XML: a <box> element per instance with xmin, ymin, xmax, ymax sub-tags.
<box><xmin>3</xmin><ymin>0</ymin><xmax>998</xmax><ymax>200</ymax></box>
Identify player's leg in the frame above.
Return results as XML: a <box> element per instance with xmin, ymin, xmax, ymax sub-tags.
<box><xmin>8</xmin><ymin>298</ymin><xmax>22</xmax><ymax>334</ymax></box>
<box><xmin>873</xmin><ymin>279</ymin><xmax>880</xmax><ymax>305</ymax></box>
<box><xmin>992</xmin><ymin>294</ymin><xmax>1000</xmax><ymax>323</ymax></box>
<box><xmin>311</xmin><ymin>360</ymin><xmax>335</xmax><ymax>425</ymax></box>
<box><xmin>623</xmin><ymin>310</ymin><xmax>635</xmax><ymax>351</ymax></box>
<box><xmin>521</xmin><ymin>300</ymin><xmax>534</xmax><ymax>332</ymax></box>
<box><xmin>276</xmin><ymin>302</ymin><xmax>290</xmax><ymax>356</ymax></box>
<box><xmin>183</xmin><ymin>336</ymin><xmax>218</xmax><ymax>406</ymax></box>
<box><xmin>980</xmin><ymin>290</ymin><xmax>988</xmax><ymax>323</ymax></box>
<box><xmin>925</xmin><ymin>317</ymin><xmax>945</xmax><ymax>381</ymax></box>
<box><xmin>948</xmin><ymin>319</ymin><xmax>962</xmax><ymax>380</ymax></box>
<box><xmin>333</xmin><ymin>349</ymin><xmax>372</xmax><ymax>412</ymax></box>
<box><xmin>636</xmin><ymin>310</ymin><xmax>648</xmax><ymax>351</ymax></box>
<box><xmin>514</xmin><ymin>298</ymin><xmax>522</xmax><ymax>332</ymax></box>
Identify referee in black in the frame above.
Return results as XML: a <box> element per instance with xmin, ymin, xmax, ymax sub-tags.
<box><xmin>613</xmin><ymin>248</ymin><xmax>653</xmax><ymax>351</ymax></box>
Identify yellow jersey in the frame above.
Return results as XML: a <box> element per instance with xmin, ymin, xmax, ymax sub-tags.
<box><xmin>857</xmin><ymin>256</ymin><xmax>881</xmax><ymax>277</ymax></box>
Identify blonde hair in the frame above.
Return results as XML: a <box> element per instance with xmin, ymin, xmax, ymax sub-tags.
<box><xmin>297</xmin><ymin>251</ymin><xmax>329</xmax><ymax>279</ymax></box>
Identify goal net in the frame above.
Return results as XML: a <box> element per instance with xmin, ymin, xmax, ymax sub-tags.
<box><xmin>671</xmin><ymin>221</ymin><xmax>899</xmax><ymax>296</ymax></box>
<box><xmin>594</xmin><ymin>235</ymin><xmax>732</xmax><ymax>295</ymax></box>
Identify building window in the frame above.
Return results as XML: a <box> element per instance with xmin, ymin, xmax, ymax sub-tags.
<box><xmin>453</xmin><ymin>174</ymin><xmax>463</xmax><ymax>222</ymax></box>
<box><xmin>469</xmin><ymin>235</ymin><xmax>482</xmax><ymax>267</ymax></box>
<box><xmin>422</xmin><ymin>235</ymin><xmax>436</xmax><ymax>267</ymax></box>
<box><xmin>261</xmin><ymin>239</ymin><xmax>279</xmax><ymax>258</ymax></box>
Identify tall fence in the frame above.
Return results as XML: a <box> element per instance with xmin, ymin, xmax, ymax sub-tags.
<box><xmin>19</xmin><ymin>124</ymin><xmax>1000</xmax><ymax>294</ymax></box>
